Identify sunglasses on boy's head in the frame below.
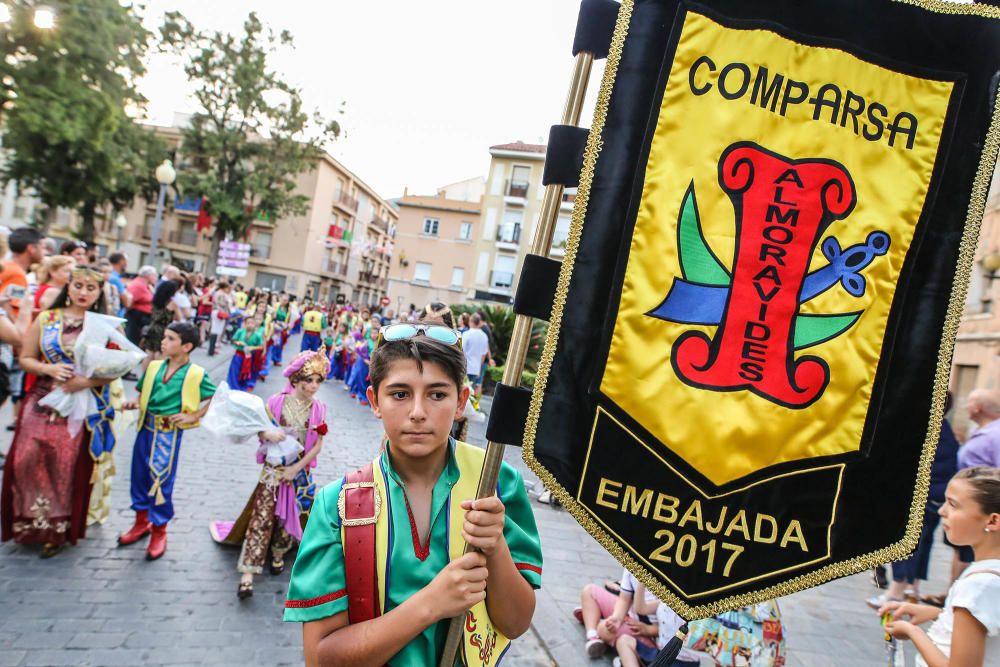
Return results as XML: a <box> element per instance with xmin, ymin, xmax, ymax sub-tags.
<box><xmin>376</xmin><ymin>323</ymin><xmax>462</xmax><ymax>349</ymax></box>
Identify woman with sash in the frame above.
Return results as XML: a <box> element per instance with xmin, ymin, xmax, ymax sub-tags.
<box><xmin>0</xmin><ymin>267</ymin><xmax>116</xmax><ymax>557</ymax></box>
<box><xmin>210</xmin><ymin>348</ymin><xmax>328</xmax><ymax>599</ymax></box>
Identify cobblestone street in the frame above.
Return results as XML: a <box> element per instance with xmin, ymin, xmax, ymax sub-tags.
<box><xmin>0</xmin><ymin>333</ymin><xmax>954</xmax><ymax>666</ymax></box>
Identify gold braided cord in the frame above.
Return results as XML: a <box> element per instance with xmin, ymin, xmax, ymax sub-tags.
<box><xmin>522</xmin><ymin>0</ymin><xmax>1000</xmax><ymax>618</ymax></box>
<box><xmin>893</xmin><ymin>0</ymin><xmax>1000</xmax><ymax>18</ymax></box>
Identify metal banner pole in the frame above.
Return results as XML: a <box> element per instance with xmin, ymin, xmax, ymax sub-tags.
<box><xmin>438</xmin><ymin>49</ymin><xmax>595</xmax><ymax>667</ymax></box>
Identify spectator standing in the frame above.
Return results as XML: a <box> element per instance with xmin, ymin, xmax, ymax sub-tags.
<box><xmin>98</xmin><ymin>259</ymin><xmax>121</xmax><ymax>317</ymax></box>
<box><xmin>208</xmin><ymin>281</ymin><xmax>232</xmax><ymax>356</ymax></box>
<box><xmin>157</xmin><ymin>265</ymin><xmax>180</xmax><ymax>289</ymax></box>
<box><xmin>0</xmin><ymin>227</ymin><xmax>45</xmax><ymax>321</ymax></box>
<box><xmin>461</xmin><ymin>313</ymin><xmax>491</xmax><ymax>396</ymax></box>
<box><xmin>173</xmin><ymin>274</ymin><xmax>195</xmax><ymax>322</ymax></box>
<box><xmin>107</xmin><ymin>252</ymin><xmax>131</xmax><ymax>316</ymax></box>
<box><xmin>962</xmin><ymin>390</ymin><xmax>1000</xmax><ymax>469</ymax></box>
<box><xmin>33</xmin><ymin>255</ymin><xmax>75</xmax><ymax>313</ymax></box>
<box><xmin>125</xmin><ymin>266</ymin><xmax>157</xmax><ymax>347</ymax></box>
<box><xmin>59</xmin><ymin>239</ymin><xmax>88</xmax><ymax>265</ymax></box>
<box><xmin>0</xmin><ymin>227</ymin><xmax>45</xmax><ymax>415</ymax></box>
<box><xmin>141</xmin><ymin>280</ymin><xmax>180</xmax><ymax>368</ymax></box>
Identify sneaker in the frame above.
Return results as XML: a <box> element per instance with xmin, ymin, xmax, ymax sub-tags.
<box><xmin>866</xmin><ymin>593</ymin><xmax>902</xmax><ymax>610</ymax></box>
<box><xmin>537</xmin><ymin>489</ymin><xmax>561</xmax><ymax>507</ymax></box>
<box><xmin>585</xmin><ymin>638</ymin><xmax>606</xmax><ymax>659</ymax></box>
<box><xmin>572</xmin><ymin>606</ymin><xmax>583</xmax><ymax>624</ymax></box>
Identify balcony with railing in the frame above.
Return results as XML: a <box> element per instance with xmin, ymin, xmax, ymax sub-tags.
<box><xmin>504</xmin><ymin>179</ymin><xmax>529</xmax><ymax>203</ymax></box>
<box><xmin>560</xmin><ymin>188</ymin><xmax>577</xmax><ymax>211</ymax></box>
<box><xmin>168</xmin><ymin>228</ymin><xmax>199</xmax><ymax>246</ymax></box>
<box><xmin>490</xmin><ymin>270</ymin><xmax>514</xmax><ymax>292</ymax></box>
<box><xmin>334</xmin><ymin>191</ymin><xmax>359</xmax><ymax>213</ymax></box>
<box><xmin>322</xmin><ymin>259</ymin><xmax>349</xmax><ymax>277</ymax></box>
<box><xmin>358</xmin><ymin>271</ymin><xmax>387</xmax><ymax>288</ymax></box>
<box><xmin>369</xmin><ymin>215</ymin><xmax>389</xmax><ymax>234</ymax></box>
<box><xmin>496</xmin><ymin>223</ymin><xmax>521</xmax><ymax>250</ymax></box>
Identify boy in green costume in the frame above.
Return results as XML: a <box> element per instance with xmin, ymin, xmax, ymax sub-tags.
<box><xmin>285</xmin><ymin>322</ymin><xmax>542</xmax><ymax>666</ymax></box>
<box><xmin>118</xmin><ymin>322</ymin><xmax>216</xmax><ymax>560</ymax></box>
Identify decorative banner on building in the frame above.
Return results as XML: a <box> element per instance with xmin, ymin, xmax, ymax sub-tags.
<box><xmin>523</xmin><ymin>0</ymin><xmax>1000</xmax><ymax>619</ymax></box>
<box><xmin>218</xmin><ymin>240</ymin><xmax>251</xmax><ymax>278</ymax></box>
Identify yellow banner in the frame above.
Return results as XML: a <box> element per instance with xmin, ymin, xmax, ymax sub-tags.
<box><xmin>600</xmin><ymin>10</ymin><xmax>955</xmax><ymax>485</ymax></box>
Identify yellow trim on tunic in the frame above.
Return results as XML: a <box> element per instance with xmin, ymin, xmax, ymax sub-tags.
<box><xmin>138</xmin><ymin>359</ymin><xmax>205</xmax><ymax>430</ymax></box>
<box><xmin>369</xmin><ymin>441</ymin><xmax>510</xmax><ymax>666</ymax></box>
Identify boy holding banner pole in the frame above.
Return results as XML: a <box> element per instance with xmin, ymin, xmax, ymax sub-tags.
<box><xmin>284</xmin><ymin>323</ymin><xmax>542</xmax><ymax>666</ymax></box>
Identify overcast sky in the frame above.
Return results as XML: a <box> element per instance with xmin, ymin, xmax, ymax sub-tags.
<box><xmin>137</xmin><ymin>0</ymin><xmax>605</xmax><ymax>199</ymax></box>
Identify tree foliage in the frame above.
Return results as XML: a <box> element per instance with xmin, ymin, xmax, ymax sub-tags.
<box><xmin>160</xmin><ymin>12</ymin><xmax>342</xmax><ymax>273</ymax></box>
<box><xmin>0</xmin><ymin>0</ymin><xmax>166</xmax><ymax>241</ymax></box>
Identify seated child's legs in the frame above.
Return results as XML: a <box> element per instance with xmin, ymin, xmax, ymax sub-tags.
<box><xmin>615</xmin><ymin>635</ymin><xmax>642</xmax><ymax>667</ymax></box>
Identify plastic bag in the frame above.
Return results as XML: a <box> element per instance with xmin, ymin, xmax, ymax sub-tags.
<box><xmin>258</xmin><ymin>434</ymin><xmax>304</xmax><ymax>466</ymax></box>
<box><xmin>38</xmin><ymin>387</ymin><xmax>95</xmax><ymax>437</ymax></box>
<box><xmin>74</xmin><ymin>312</ymin><xmax>146</xmax><ymax>379</ymax></box>
<box><xmin>201</xmin><ymin>382</ymin><xmax>274</xmax><ymax>444</ymax></box>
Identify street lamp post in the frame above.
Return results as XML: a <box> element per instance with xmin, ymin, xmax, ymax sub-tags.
<box><xmin>114</xmin><ymin>212</ymin><xmax>128</xmax><ymax>250</ymax></box>
<box><xmin>148</xmin><ymin>160</ymin><xmax>176</xmax><ymax>264</ymax></box>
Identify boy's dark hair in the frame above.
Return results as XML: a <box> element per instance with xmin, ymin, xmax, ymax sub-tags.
<box><xmin>167</xmin><ymin>321</ymin><xmax>201</xmax><ymax>350</ymax></box>
<box><xmin>9</xmin><ymin>227</ymin><xmax>43</xmax><ymax>254</ymax></box>
<box><xmin>369</xmin><ymin>322</ymin><xmax>466</xmax><ymax>393</ymax></box>
<box><xmin>108</xmin><ymin>252</ymin><xmax>126</xmax><ymax>265</ymax></box>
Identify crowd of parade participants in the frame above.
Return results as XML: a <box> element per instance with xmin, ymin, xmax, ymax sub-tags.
<box><xmin>0</xmin><ymin>224</ymin><xmax>997</xmax><ymax>666</ymax></box>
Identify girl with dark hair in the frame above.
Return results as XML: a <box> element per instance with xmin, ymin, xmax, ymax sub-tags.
<box><xmin>142</xmin><ymin>280</ymin><xmax>180</xmax><ymax>358</ymax></box>
<box><xmin>1</xmin><ymin>267</ymin><xmax>116</xmax><ymax>557</ymax></box>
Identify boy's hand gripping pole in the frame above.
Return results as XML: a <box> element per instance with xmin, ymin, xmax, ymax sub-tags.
<box><xmin>438</xmin><ymin>48</ymin><xmax>595</xmax><ymax>667</ymax></box>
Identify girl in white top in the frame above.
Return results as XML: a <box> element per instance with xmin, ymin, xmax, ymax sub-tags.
<box><xmin>880</xmin><ymin>466</ymin><xmax>1000</xmax><ymax>667</ymax></box>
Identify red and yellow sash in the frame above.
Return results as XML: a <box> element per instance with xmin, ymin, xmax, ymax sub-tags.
<box><xmin>367</xmin><ymin>441</ymin><xmax>511</xmax><ymax>666</ymax></box>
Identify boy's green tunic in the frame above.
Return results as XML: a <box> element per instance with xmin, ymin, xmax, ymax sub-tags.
<box><xmin>137</xmin><ymin>362</ymin><xmax>217</xmax><ymax>414</ymax></box>
<box><xmin>284</xmin><ymin>440</ymin><xmax>543</xmax><ymax>665</ymax></box>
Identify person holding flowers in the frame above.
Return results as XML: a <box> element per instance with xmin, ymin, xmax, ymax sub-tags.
<box><xmin>0</xmin><ymin>267</ymin><xmax>117</xmax><ymax>558</ymax></box>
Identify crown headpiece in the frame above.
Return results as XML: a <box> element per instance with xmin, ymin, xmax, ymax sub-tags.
<box><xmin>285</xmin><ymin>346</ymin><xmax>330</xmax><ymax>381</ymax></box>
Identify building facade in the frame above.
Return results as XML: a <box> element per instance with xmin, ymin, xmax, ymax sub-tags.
<box><xmin>950</xmin><ymin>163</ymin><xmax>1000</xmax><ymax>439</ymax></box>
<box><xmin>469</xmin><ymin>142</ymin><xmax>574</xmax><ymax>303</ymax></box>
<box><xmin>78</xmin><ymin>124</ymin><xmax>397</xmax><ymax>307</ymax></box>
<box><xmin>387</xmin><ymin>193</ymin><xmax>480</xmax><ymax>313</ymax></box>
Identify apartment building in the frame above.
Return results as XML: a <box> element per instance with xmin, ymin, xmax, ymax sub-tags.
<box><xmin>81</xmin><ymin>123</ymin><xmax>396</xmax><ymax>306</ymax></box>
<box><xmin>387</xmin><ymin>192</ymin><xmax>480</xmax><ymax>312</ymax></box>
<box><xmin>951</xmin><ymin>162</ymin><xmax>1000</xmax><ymax>438</ymax></box>
<box><xmin>470</xmin><ymin>142</ymin><xmax>574</xmax><ymax>303</ymax></box>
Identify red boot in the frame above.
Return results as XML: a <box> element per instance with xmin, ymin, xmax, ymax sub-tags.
<box><xmin>117</xmin><ymin>510</ymin><xmax>151</xmax><ymax>546</ymax></box>
<box><xmin>146</xmin><ymin>523</ymin><xmax>167</xmax><ymax>561</ymax></box>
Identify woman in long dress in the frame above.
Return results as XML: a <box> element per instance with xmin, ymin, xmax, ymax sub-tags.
<box><xmin>210</xmin><ymin>349</ymin><xmax>328</xmax><ymax>598</ymax></box>
<box><xmin>0</xmin><ymin>267</ymin><xmax>115</xmax><ymax>557</ymax></box>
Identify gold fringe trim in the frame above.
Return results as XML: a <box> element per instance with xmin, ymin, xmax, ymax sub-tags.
<box><xmin>892</xmin><ymin>0</ymin><xmax>1000</xmax><ymax>18</ymax></box>
<box><xmin>521</xmin><ymin>0</ymin><xmax>1000</xmax><ymax>619</ymax></box>
<box><xmin>149</xmin><ymin>479</ymin><xmax>167</xmax><ymax>506</ymax></box>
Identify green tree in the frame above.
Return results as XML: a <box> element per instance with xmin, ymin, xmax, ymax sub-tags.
<box><xmin>160</xmin><ymin>12</ymin><xmax>342</xmax><ymax>274</ymax></box>
<box><xmin>0</xmin><ymin>0</ymin><xmax>166</xmax><ymax>241</ymax></box>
